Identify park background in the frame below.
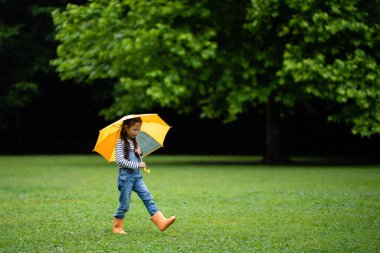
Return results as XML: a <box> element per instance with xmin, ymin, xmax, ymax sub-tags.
<box><xmin>1</xmin><ymin>1</ymin><xmax>380</xmax><ymax>252</ymax></box>
<box><xmin>1</xmin><ymin>1</ymin><xmax>380</xmax><ymax>161</ymax></box>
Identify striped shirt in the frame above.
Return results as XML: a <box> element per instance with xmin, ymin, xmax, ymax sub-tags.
<box><xmin>115</xmin><ymin>139</ymin><xmax>140</xmax><ymax>170</ymax></box>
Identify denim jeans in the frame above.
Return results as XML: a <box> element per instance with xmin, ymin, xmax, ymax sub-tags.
<box><xmin>114</xmin><ymin>150</ymin><xmax>158</xmax><ymax>219</ymax></box>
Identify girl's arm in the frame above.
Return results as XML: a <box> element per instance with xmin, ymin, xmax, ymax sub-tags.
<box><xmin>115</xmin><ymin>139</ymin><xmax>140</xmax><ymax>170</ymax></box>
<box><xmin>135</xmin><ymin>147</ymin><xmax>143</xmax><ymax>156</ymax></box>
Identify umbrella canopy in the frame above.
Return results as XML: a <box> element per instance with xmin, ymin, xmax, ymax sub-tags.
<box><xmin>93</xmin><ymin>113</ymin><xmax>171</xmax><ymax>162</ymax></box>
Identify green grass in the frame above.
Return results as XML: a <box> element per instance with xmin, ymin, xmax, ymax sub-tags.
<box><xmin>0</xmin><ymin>155</ymin><xmax>379</xmax><ymax>252</ymax></box>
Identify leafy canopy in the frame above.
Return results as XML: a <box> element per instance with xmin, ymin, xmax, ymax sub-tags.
<box><xmin>248</xmin><ymin>0</ymin><xmax>380</xmax><ymax>136</ymax></box>
<box><xmin>53</xmin><ymin>0</ymin><xmax>380</xmax><ymax>136</ymax></box>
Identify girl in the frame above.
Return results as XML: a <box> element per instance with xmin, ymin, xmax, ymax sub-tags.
<box><xmin>113</xmin><ymin>117</ymin><xmax>176</xmax><ymax>234</ymax></box>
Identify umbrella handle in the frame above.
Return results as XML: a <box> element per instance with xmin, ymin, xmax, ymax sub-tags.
<box><xmin>139</xmin><ymin>155</ymin><xmax>151</xmax><ymax>174</ymax></box>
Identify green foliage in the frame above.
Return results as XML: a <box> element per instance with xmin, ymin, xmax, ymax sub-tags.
<box><xmin>0</xmin><ymin>81</ymin><xmax>38</xmax><ymax>128</ymax></box>
<box><xmin>52</xmin><ymin>0</ymin><xmax>218</xmax><ymax>118</ymax></box>
<box><xmin>53</xmin><ymin>0</ymin><xmax>380</xmax><ymax>136</ymax></box>
<box><xmin>245</xmin><ymin>0</ymin><xmax>380</xmax><ymax>136</ymax></box>
<box><xmin>1</xmin><ymin>155</ymin><xmax>380</xmax><ymax>252</ymax></box>
<box><xmin>0</xmin><ymin>1</ymin><xmax>69</xmax><ymax>128</ymax></box>
<box><xmin>0</xmin><ymin>22</ymin><xmax>21</xmax><ymax>44</ymax></box>
<box><xmin>3</xmin><ymin>82</ymin><xmax>39</xmax><ymax>109</ymax></box>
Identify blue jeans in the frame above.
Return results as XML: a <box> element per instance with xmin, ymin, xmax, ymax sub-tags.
<box><xmin>114</xmin><ymin>158</ymin><xmax>158</xmax><ymax>219</ymax></box>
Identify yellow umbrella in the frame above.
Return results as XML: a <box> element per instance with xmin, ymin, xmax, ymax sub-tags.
<box><xmin>93</xmin><ymin>113</ymin><xmax>171</xmax><ymax>172</ymax></box>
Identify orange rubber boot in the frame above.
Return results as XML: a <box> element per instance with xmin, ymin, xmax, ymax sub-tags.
<box><xmin>113</xmin><ymin>218</ymin><xmax>127</xmax><ymax>234</ymax></box>
<box><xmin>151</xmin><ymin>211</ymin><xmax>176</xmax><ymax>231</ymax></box>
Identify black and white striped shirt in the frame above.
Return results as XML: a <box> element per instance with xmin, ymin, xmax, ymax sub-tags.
<box><xmin>115</xmin><ymin>139</ymin><xmax>140</xmax><ymax>170</ymax></box>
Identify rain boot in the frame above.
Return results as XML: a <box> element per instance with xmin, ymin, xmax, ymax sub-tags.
<box><xmin>113</xmin><ymin>218</ymin><xmax>126</xmax><ymax>234</ymax></box>
<box><xmin>151</xmin><ymin>211</ymin><xmax>176</xmax><ymax>231</ymax></box>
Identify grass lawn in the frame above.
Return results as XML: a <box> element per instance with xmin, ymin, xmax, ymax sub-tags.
<box><xmin>0</xmin><ymin>155</ymin><xmax>379</xmax><ymax>252</ymax></box>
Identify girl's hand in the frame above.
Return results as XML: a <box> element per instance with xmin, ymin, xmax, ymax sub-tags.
<box><xmin>139</xmin><ymin>162</ymin><xmax>146</xmax><ymax>168</ymax></box>
<box><xmin>135</xmin><ymin>147</ymin><xmax>142</xmax><ymax>156</ymax></box>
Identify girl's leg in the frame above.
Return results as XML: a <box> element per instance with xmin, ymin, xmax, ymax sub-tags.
<box><xmin>114</xmin><ymin>176</ymin><xmax>134</xmax><ymax>219</ymax></box>
<box><xmin>133</xmin><ymin>177</ymin><xmax>158</xmax><ymax>216</ymax></box>
<box><xmin>134</xmin><ymin>176</ymin><xmax>176</xmax><ymax>231</ymax></box>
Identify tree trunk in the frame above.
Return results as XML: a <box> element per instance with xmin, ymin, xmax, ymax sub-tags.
<box><xmin>264</xmin><ymin>95</ymin><xmax>286</xmax><ymax>164</ymax></box>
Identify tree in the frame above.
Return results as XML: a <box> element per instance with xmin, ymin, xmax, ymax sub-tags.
<box><xmin>0</xmin><ymin>2</ymin><xmax>42</xmax><ymax>133</ymax></box>
<box><xmin>0</xmin><ymin>0</ymin><xmax>89</xmax><ymax>150</ymax></box>
<box><xmin>245</xmin><ymin>0</ymin><xmax>380</xmax><ymax>162</ymax></box>
<box><xmin>52</xmin><ymin>0</ymin><xmax>380</xmax><ymax>163</ymax></box>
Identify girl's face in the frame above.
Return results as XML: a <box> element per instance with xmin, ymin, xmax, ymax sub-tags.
<box><xmin>125</xmin><ymin>122</ymin><xmax>141</xmax><ymax>139</ymax></box>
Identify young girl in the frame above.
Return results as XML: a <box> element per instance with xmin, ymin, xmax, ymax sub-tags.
<box><xmin>113</xmin><ymin>117</ymin><xmax>176</xmax><ymax>234</ymax></box>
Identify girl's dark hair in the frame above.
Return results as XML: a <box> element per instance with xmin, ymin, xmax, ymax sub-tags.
<box><xmin>120</xmin><ymin>117</ymin><xmax>142</xmax><ymax>160</ymax></box>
